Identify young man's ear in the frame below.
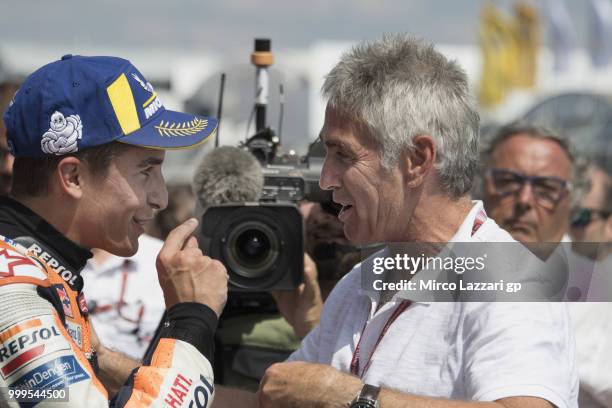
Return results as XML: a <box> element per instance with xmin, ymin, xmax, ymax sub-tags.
<box><xmin>402</xmin><ymin>134</ymin><xmax>436</xmax><ymax>188</ymax></box>
<box><xmin>56</xmin><ymin>157</ymin><xmax>85</xmax><ymax>199</ymax></box>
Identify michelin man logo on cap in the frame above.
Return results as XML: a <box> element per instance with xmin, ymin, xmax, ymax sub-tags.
<box><xmin>40</xmin><ymin>111</ymin><xmax>83</xmax><ymax>155</ymax></box>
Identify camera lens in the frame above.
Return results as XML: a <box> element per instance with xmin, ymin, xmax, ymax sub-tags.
<box><xmin>225</xmin><ymin>221</ymin><xmax>279</xmax><ymax>278</ymax></box>
<box><xmin>236</xmin><ymin>229</ymin><xmax>269</xmax><ymax>260</ymax></box>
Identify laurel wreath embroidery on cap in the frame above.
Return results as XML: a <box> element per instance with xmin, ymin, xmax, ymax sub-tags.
<box><xmin>41</xmin><ymin>111</ymin><xmax>83</xmax><ymax>155</ymax></box>
<box><xmin>154</xmin><ymin>118</ymin><xmax>207</xmax><ymax>137</ymax></box>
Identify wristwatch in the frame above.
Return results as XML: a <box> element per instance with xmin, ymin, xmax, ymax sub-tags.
<box><xmin>349</xmin><ymin>384</ymin><xmax>381</xmax><ymax>408</ymax></box>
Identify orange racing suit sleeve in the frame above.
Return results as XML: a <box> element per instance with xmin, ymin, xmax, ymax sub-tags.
<box><xmin>0</xmin><ymin>252</ymin><xmax>217</xmax><ymax>408</ymax></box>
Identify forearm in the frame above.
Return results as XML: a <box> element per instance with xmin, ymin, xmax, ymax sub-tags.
<box><xmin>302</xmin><ymin>372</ymin><xmax>552</xmax><ymax>408</ymax></box>
<box><xmin>96</xmin><ymin>346</ymin><xmax>141</xmax><ymax>398</ymax></box>
<box><xmin>379</xmin><ymin>391</ymin><xmax>552</xmax><ymax>408</ymax></box>
<box><xmin>211</xmin><ymin>385</ymin><xmax>258</xmax><ymax>408</ymax></box>
<box><xmin>259</xmin><ymin>362</ymin><xmax>555</xmax><ymax>408</ymax></box>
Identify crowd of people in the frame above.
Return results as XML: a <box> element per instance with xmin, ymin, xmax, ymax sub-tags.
<box><xmin>0</xmin><ymin>35</ymin><xmax>609</xmax><ymax>407</ymax></box>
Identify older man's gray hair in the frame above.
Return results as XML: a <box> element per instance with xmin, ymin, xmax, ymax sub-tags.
<box><xmin>322</xmin><ymin>34</ymin><xmax>480</xmax><ymax>197</ymax></box>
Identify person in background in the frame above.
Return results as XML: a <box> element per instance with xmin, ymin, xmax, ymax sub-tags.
<box><xmin>0</xmin><ymin>137</ymin><xmax>13</xmax><ymax>195</ymax></box>
<box><xmin>214</xmin><ymin>199</ymin><xmax>358</xmax><ymax>391</ymax></box>
<box><xmin>480</xmin><ymin>122</ymin><xmax>581</xmax><ymax>300</ymax></box>
<box><xmin>481</xmin><ymin>122</ymin><xmax>574</xmax><ymax>247</ymax></box>
<box><xmin>482</xmin><ymin>124</ymin><xmax>610</xmax><ymax>406</ymax></box>
<box><xmin>0</xmin><ymin>80</ymin><xmax>18</xmax><ymax>195</ymax></box>
<box><xmin>146</xmin><ymin>183</ymin><xmax>196</xmax><ymax>240</ymax></box>
<box><xmin>81</xmin><ymin>234</ymin><xmax>165</xmax><ymax>359</ymax></box>
<box><xmin>570</xmin><ymin>156</ymin><xmax>612</xmax><ymax>263</ymax></box>
<box><xmin>300</xmin><ymin>200</ymin><xmax>362</xmax><ymax>299</ymax></box>
<box><xmin>271</xmin><ymin>200</ymin><xmax>360</xmax><ymax>341</ymax></box>
<box><xmin>568</xmin><ymin>155</ymin><xmax>612</xmax><ymax>408</ymax></box>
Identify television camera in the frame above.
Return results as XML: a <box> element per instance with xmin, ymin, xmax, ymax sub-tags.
<box><xmin>199</xmin><ymin>39</ymin><xmax>336</xmax><ymax>292</ymax></box>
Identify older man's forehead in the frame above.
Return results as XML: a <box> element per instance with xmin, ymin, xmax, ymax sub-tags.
<box><xmin>319</xmin><ymin>125</ymin><xmax>361</xmax><ymax>154</ymax></box>
<box><xmin>490</xmin><ymin>134</ymin><xmax>572</xmax><ymax>177</ymax></box>
<box><xmin>319</xmin><ymin>124</ymin><xmax>345</xmax><ymax>145</ymax></box>
<box><xmin>321</xmin><ymin>111</ymin><xmax>375</xmax><ymax>150</ymax></box>
<box><xmin>320</xmin><ymin>118</ymin><xmax>349</xmax><ymax>144</ymax></box>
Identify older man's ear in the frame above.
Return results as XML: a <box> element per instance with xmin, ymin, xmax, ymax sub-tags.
<box><xmin>402</xmin><ymin>134</ymin><xmax>436</xmax><ymax>189</ymax></box>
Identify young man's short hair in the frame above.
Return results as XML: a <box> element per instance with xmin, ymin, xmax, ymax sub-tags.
<box><xmin>11</xmin><ymin>142</ymin><xmax>132</xmax><ymax>197</ymax></box>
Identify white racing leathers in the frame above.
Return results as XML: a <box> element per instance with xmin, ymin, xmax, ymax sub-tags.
<box><xmin>0</xmin><ymin>235</ymin><xmax>217</xmax><ymax>408</ymax></box>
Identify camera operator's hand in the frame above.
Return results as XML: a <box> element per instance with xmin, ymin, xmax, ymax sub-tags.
<box><xmin>271</xmin><ymin>253</ymin><xmax>323</xmax><ymax>339</ymax></box>
<box><xmin>156</xmin><ymin>218</ymin><xmax>228</xmax><ymax>316</ymax></box>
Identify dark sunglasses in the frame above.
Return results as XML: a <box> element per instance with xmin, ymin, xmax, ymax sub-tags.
<box><xmin>487</xmin><ymin>168</ymin><xmax>571</xmax><ymax>209</ymax></box>
<box><xmin>571</xmin><ymin>208</ymin><xmax>611</xmax><ymax>228</ymax></box>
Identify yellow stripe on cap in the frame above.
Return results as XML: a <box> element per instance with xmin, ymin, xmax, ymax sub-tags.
<box><xmin>143</xmin><ymin>91</ymin><xmax>158</xmax><ymax>108</ymax></box>
<box><xmin>107</xmin><ymin>73</ymin><xmax>140</xmax><ymax>134</ymax></box>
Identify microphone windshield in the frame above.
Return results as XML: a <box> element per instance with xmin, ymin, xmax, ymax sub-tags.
<box><xmin>193</xmin><ymin>146</ymin><xmax>264</xmax><ymax>208</ymax></box>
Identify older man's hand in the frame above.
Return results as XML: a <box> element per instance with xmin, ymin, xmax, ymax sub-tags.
<box><xmin>258</xmin><ymin>361</ymin><xmax>362</xmax><ymax>408</ymax></box>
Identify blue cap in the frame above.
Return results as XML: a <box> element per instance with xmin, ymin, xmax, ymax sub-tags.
<box><xmin>3</xmin><ymin>55</ymin><xmax>217</xmax><ymax>158</ymax></box>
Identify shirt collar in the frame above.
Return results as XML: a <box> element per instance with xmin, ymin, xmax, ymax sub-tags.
<box><xmin>448</xmin><ymin>200</ymin><xmax>487</xmax><ymax>242</ymax></box>
<box><xmin>358</xmin><ymin>200</ymin><xmax>487</xmax><ymax>304</ymax></box>
<box><xmin>0</xmin><ymin>196</ymin><xmax>92</xmax><ymax>270</ymax></box>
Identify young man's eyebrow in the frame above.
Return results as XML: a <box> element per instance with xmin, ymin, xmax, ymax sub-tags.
<box><xmin>138</xmin><ymin>157</ymin><xmax>164</xmax><ymax>167</ymax></box>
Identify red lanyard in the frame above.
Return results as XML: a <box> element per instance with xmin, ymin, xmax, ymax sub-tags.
<box><xmin>349</xmin><ymin>208</ymin><xmax>486</xmax><ymax>378</ymax></box>
<box><xmin>350</xmin><ymin>300</ymin><xmax>411</xmax><ymax>377</ymax></box>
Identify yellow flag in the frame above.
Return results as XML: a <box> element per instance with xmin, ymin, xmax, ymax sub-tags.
<box><xmin>478</xmin><ymin>3</ymin><xmax>520</xmax><ymax>107</ymax></box>
<box><xmin>514</xmin><ymin>2</ymin><xmax>540</xmax><ymax>88</ymax></box>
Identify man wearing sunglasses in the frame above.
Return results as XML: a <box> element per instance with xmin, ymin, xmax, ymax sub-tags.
<box><xmin>568</xmin><ymin>157</ymin><xmax>612</xmax><ymax>408</ymax></box>
<box><xmin>482</xmin><ymin>123</ymin><xmax>574</xmax><ymax>248</ymax></box>
<box><xmin>570</xmin><ymin>158</ymin><xmax>612</xmax><ymax>261</ymax></box>
<box><xmin>482</xmin><ymin>124</ymin><xmax>610</xmax><ymax>407</ymax></box>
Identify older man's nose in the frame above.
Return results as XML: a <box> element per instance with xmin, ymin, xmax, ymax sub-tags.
<box><xmin>319</xmin><ymin>158</ymin><xmax>340</xmax><ymax>191</ymax></box>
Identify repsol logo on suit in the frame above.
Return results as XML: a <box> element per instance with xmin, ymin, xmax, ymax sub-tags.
<box><xmin>0</xmin><ymin>326</ymin><xmax>61</xmax><ymax>363</ymax></box>
<box><xmin>0</xmin><ymin>318</ymin><xmax>69</xmax><ymax>380</ymax></box>
<box><xmin>188</xmin><ymin>375</ymin><xmax>214</xmax><ymax>408</ymax></box>
<box><xmin>27</xmin><ymin>243</ymin><xmax>78</xmax><ymax>286</ymax></box>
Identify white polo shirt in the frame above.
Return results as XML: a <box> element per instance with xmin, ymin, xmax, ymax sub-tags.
<box><xmin>289</xmin><ymin>201</ymin><xmax>579</xmax><ymax>408</ymax></box>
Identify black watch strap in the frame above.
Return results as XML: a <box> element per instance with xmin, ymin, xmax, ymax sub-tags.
<box><xmin>350</xmin><ymin>384</ymin><xmax>381</xmax><ymax>407</ymax></box>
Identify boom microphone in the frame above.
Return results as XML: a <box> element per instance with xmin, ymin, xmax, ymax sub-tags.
<box><xmin>193</xmin><ymin>146</ymin><xmax>264</xmax><ymax>209</ymax></box>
